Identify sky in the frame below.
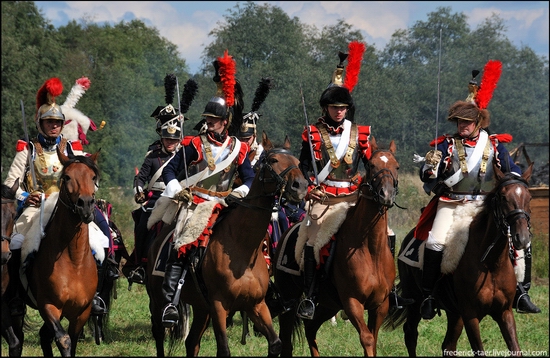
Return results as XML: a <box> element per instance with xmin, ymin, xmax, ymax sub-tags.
<box><xmin>36</xmin><ymin>1</ymin><xmax>549</xmax><ymax>74</ymax></box>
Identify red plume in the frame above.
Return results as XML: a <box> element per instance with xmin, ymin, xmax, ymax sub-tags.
<box><xmin>36</xmin><ymin>77</ymin><xmax>63</xmax><ymax>110</ymax></box>
<box><xmin>343</xmin><ymin>41</ymin><xmax>366</xmax><ymax>93</ymax></box>
<box><xmin>475</xmin><ymin>60</ymin><xmax>502</xmax><ymax>110</ymax></box>
<box><xmin>218</xmin><ymin>50</ymin><xmax>236</xmax><ymax>107</ymax></box>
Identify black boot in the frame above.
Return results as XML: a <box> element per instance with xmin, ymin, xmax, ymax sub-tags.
<box><xmin>104</xmin><ymin>248</ymin><xmax>120</xmax><ymax>281</ymax></box>
<box><xmin>161</xmin><ymin>246</ymin><xmax>183</xmax><ymax>328</ymax></box>
<box><xmin>387</xmin><ymin>234</ymin><xmax>415</xmax><ymax>309</ymax></box>
<box><xmin>92</xmin><ymin>263</ymin><xmax>108</xmax><ymax>315</ymax></box>
<box><xmin>296</xmin><ymin>245</ymin><xmax>318</xmax><ymax>320</ymax></box>
<box><xmin>419</xmin><ymin>248</ymin><xmax>443</xmax><ymax>320</ymax></box>
<box><xmin>513</xmin><ymin>247</ymin><xmax>541</xmax><ymax>314</ymax></box>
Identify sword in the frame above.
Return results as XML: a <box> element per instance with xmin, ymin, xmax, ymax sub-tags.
<box><xmin>175</xmin><ymin>77</ymin><xmax>189</xmax><ymax>188</ymax></box>
<box><xmin>299</xmin><ymin>84</ymin><xmax>319</xmax><ymax>186</ymax></box>
<box><xmin>434</xmin><ymin>28</ymin><xmax>442</xmax><ymax>144</ymax></box>
<box><xmin>21</xmin><ymin>100</ymin><xmax>38</xmax><ymax>192</ymax></box>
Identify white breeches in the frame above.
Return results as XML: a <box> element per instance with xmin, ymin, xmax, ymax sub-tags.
<box><xmin>425</xmin><ymin>200</ymin><xmax>460</xmax><ymax>252</ymax></box>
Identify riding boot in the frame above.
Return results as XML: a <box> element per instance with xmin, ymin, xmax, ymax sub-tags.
<box><xmin>387</xmin><ymin>234</ymin><xmax>415</xmax><ymax>309</ymax></box>
<box><xmin>7</xmin><ymin>248</ymin><xmax>26</xmax><ymax>317</ymax></box>
<box><xmin>296</xmin><ymin>245</ymin><xmax>318</xmax><ymax>320</ymax></box>
<box><xmin>420</xmin><ymin>248</ymin><xmax>443</xmax><ymax>320</ymax></box>
<box><xmin>104</xmin><ymin>248</ymin><xmax>119</xmax><ymax>281</ymax></box>
<box><xmin>513</xmin><ymin>247</ymin><xmax>541</xmax><ymax>314</ymax></box>
<box><xmin>92</xmin><ymin>260</ymin><xmax>108</xmax><ymax>315</ymax></box>
<box><xmin>161</xmin><ymin>245</ymin><xmax>183</xmax><ymax>328</ymax></box>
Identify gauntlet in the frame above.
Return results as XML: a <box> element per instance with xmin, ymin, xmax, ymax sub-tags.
<box><xmin>174</xmin><ymin>188</ymin><xmax>193</xmax><ymax>204</ymax></box>
<box><xmin>425</xmin><ymin>150</ymin><xmax>442</xmax><ymax>167</ymax></box>
<box><xmin>134</xmin><ymin>191</ymin><xmax>146</xmax><ymax>204</ymax></box>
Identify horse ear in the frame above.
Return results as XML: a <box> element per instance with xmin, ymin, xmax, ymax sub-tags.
<box><xmin>389</xmin><ymin>140</ymin><xmax>396</xmax><ymax>154</ymax></box>
<box><xmin>89</xmin><ymin>148</ymin><xmax>101</xmax><ymax>163</ymax></box>
<box><xmin>57</xmin><ymin>146</ymin><xmax>70</xmax><ymax>165</ymax></box>
<box><xmin>493</xmin><ymin>162</ymin><xmax>505</xmax><ymax>181</ymax></box>
<box><xmin>370</xmin><ymin>135</ymin><xmax>378</xmax><ymax>151</ymax></box>
<box><xmin>284</xmin><ymin>135</ymin><xmax>291</xmax><ymax>150</ymax></box>
<box><xmin>522</xmin><ymin>162</ymin><xmax>534</xmax><ymax>183</ymax></box>
<box><xmin>262</xmin><ymin>130</ymin><xmax>273</xmax><ymax>151</ymax></box>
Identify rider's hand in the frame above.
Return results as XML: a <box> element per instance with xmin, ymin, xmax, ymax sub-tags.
<box><xmin>174</xmin><ymin>188</ymin><xmax>193</xmax><ymax>204</ymax></box>
<box><xmin>425</xmin><ymin>150</ymin><xmax>442</xmax><ymax>167</ymax></box>
<box><xmin>134</xmin><ymin>191</ymin><xmax>146</xmax><ymax>204</ymax></box>
<box><xmin>25</xmin><ymin>192</ymin><xmax>42</xmax><ymax>207</ymax></box>
<box><xmin>306</xmin><ymin>186</ymin><xmax>327</xmax><ymax>202</ymax></box>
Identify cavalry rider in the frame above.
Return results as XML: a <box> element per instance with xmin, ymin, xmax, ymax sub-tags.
<box><xmin>159</xmin><ymin>53</ymin><xmax>255</xmax><ymax>328</ymax></box>
<box><xmin>124</xmin><ymin>74</ymin><xmax>197</xmax><ymax>287</ymax></box>
<box><xmin>417</xmin><ymin>61</ymin><xmax>540</xmax><ymax>320</ymax></box>
<box><xmin>295</xmin><ymin>42</ymin><xmax>412</xmax><ymax>320</ymax></box>
<box><xmin>3</xmin><ymin>77</ymin><xmax>113</xmax><ymax>316</ymax></box>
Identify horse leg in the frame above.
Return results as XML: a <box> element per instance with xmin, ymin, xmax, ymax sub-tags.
<box><xmin>38</xmin><ymin>323</ymin><xmax>55</xmax><ymax>357</ymax></box>
<box><xmin>278</xmin><ymin>309</ymin><xmax>297</xmax><ymax>356</ymax></box>
<box><xmin>39</xmin><ymin>307</ymin><xmax>71</xmax><ymax>357</ymax></box>
<box><xmin>185</xmin><ymin>308</ymin><xmax>210</xmax><ymax>357</ymax></box>
<box><xmin>246</xmin><ymin>302</ymin><xmax>282</xmax><ymax>357</ymax></box>
<box><xmin>304</xmin><ymin>305</ymin><xmax>339</xmax><ymax>356</ymax></box>
<box><xmin>209</xmin><ymin>301</ymin><xmax>231</xmax><ymax>356</ymax></box>
<box><xmin>342</xmin><ymin>299</ymin><xmax>376</xmax><ymax>356</ymax></box>
<box><xmin>441</xmin><ymin>312</ymin><xmax>463</xmax><ymax>355</ymax></box>
<box><xmin>68</xmin><ymin>315</ymin><xmax>89</xmax><ymax>357</ymax></box>
<box><xmin>2</xmin><ymin>325</ymin><xmax>21</xmax><ymax>357</ymax></box>
<box><xmin>366</xmin><ymin>302</ymin><xmax>391</xmax><ymax>357</ymax></box>
<box><xmin>403</xmin><ymin>308</ymin><xmax>421</xmax><ymax>357</ymax></box>
<box><xmin>462</xmin><ymin>316</ymin><xmax>486</xmax><ymax>356</ymax></box>
<box><xmin>493</xmin><ymin>309</ymin><xmax>521</xmax><ymax>355</ymax></box>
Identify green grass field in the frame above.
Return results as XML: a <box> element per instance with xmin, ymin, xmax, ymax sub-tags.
<box><xmin>2</xmin><ymin>174</ymin><xmax>548</xmax><ymax>356</ymax></box>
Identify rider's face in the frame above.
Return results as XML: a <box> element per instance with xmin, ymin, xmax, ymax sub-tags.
<box><xmin>162</xmin><ymin>138</ymin><xmax>180</xmax><ymax>153</ymax></box>
<box><xmin>41</xmin><ymin>119</ymin><xmax>63</xmax><ymax>138</ymax></box>
<box><xmin>327</xmin><ymin>105</ymin><xmax>348</xmax><ymax>122</ymax></box>
<box><xmin>205</xmin><ymin>116</ymin><xmax>227</xmax><ymax>135</ymax></box>
<box><xmin>457</xmin><ymin>119</ymin><xmax>477</xmax><ymax>138</ymax></box>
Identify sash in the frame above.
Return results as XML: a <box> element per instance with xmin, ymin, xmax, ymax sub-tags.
<box><xmin>181</xmin><ymin>138</ymin><xmax>241</xmax><ymax>188</ymax></box>
<box><xmin>147</xmin><ymin>153</ymin><xmax>175</xmax><ymax>192</ymax></box>
<box><xmin>317</xmin><ymin>120</ymin><xmax>352</xmax><ymax>184</ymax></box>
<box><xmin>444</xmin><ymin>131</ymin><xmax>488</xmax><ymax>187</ymax></box>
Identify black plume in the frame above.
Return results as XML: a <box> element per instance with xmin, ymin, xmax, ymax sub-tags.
<box><xmin>228</xmin><ymin>80</ymin><xmax>245</xmax><ymax>136</ymax></box>
<box><xmin>164</xmin><ymin>73</ymin><xmax>177</xmax><ymax>105</ymax></box>
<box><xmin>251</xmin><ymin>77</ymin><xmax>273</xmax><ymax>112</ymax></box>
<box><xmin>180</xmin><ymin>79</ymin><xmax>198</xmax><ymax>114</ymax></box>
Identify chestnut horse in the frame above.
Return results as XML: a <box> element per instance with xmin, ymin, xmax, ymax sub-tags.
<box><xmin>24</xmin><ymin>147</ymin><xmax>100</xmax><ymax>357</ymax></box>
<box><xmin>146</xmin><ymin>132</ymin><xmax>308</xmax><ymax>356</ymax></box>
<box><xmin>2</xmin><ymin>179</ymin><xmax>22</xmax><ymax>357</ymax></box>
<box><xmin>385</xmin><ymin>163</ymin><xmax>533</xmax><ymax>356</ymax></box>
<box><xmin>273</xmin><ymin>138</ymin><xmax>399</xmax><ymax>356</ymax></box>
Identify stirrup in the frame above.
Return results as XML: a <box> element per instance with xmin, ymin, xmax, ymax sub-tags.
<box><xmin>161</xmin><ymin>304</ymin><xmax>179</xmax><ymax>328</ymax></box>
<box><xmin>128</xmin><ymin>266</ymin><xmax>145</xmax><ymax>284</ymax></box>
<box><xmin>296</xmin><ymin>298</ymin><xmax>315</xmax><ymax>320</ymax></box>
<box><xmin>92</xmin><ymin>294</ymin><xmax>108</xmax><ymax>316</ymax></box>
<box><xmin>420</xmin><ymin>296</ymin><xmax>437</xmax><ymax>320</ymax></box>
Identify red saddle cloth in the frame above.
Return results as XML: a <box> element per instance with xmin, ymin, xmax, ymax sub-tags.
<box><xmin>413</xmin><ymin>196</ymin><xmax>439</xmax><ymax>241</ymax></box>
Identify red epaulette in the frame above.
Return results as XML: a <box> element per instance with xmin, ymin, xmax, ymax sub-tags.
<box><xmin>357</xmin><ymin>125</ymin><xmax>371</xmax><ymax>159</ymax></box>
<box><xmin>70</xmin><ymin>140</ymin><xmax>83</xmax><ymax>151</ymax></box>
<box><xmin>236</xmin><ymin>141</ymin><xmax>250</xmax><ymax>165</ymax></box>
<box><xmin>429</xmin><ymin>135</ymin><xmax>448</xmax><ymax>147</ymax></box>
<box><xmin>182</xmin><ymin>135</ymin><xmax>194</xmax><ymax>146</ymax></box>
<box><xmin>16</xmin><ymin>140</ymin><xmax>29</xmax><ymax>152</ymax></box>
<box><xmin>490</xmin><ymin>133</ymin><xmax>513</xmax><ymax>143</ymax></box>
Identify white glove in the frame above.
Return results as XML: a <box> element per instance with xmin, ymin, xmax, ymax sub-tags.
<box><xmin>162</xmin><ymin>179</ymin><xmax>182</xmax><ymax>198</ymax></box>
<box><xmin>231</xmin><ymin>185</ymin><xmax>249</xmax><ymax>198</ymax></box>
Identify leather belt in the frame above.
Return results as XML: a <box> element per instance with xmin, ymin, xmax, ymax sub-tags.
<box><xmin>444</xmin><ymin>192</ymin><xmax>487</xmax><ymax>201</ymax></box>
<box><xmin>324</xmin><ymin>179</ymin><xmax>352</xmax><ymax>188</ymax></box>
<box><xmin>192</xmin><ymin>187</ymin><xmax>231</xmax><ymax>200</ymax></box>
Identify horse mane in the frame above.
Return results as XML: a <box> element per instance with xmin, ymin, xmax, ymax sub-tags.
<box><xmin>1</xmin><ymin>184</ymin><xmax>16</xmax><ymax>200</ymax></box>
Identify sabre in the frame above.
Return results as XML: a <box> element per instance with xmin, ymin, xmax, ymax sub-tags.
<box><xmin>434</xmin><ymin>28</ymin><xmax>442</xmax><ymax>144</ymax></box>
<box><xmin>299</xmin><ymin>84</ymin><xmax>319</xmax><ymax>186</ymax></box>
<box><xmin>175</xmin><ymin>77</ymin><xmax>189</xmax><ymax>188</ymax></box>
<box><xmin>21</xmin><ymin>100</ymin><xmax>38</xmax><ymax>192</ymax></box>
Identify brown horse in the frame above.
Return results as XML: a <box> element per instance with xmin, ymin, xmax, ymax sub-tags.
<box><xmin>2</xmin><ymin>179</ymin><xmax>22</xmax><ymax>357</ymax></box>
<box><xmin>146</xmin><ymin>131</ymin><xmax>308</xmax><ymax>356</ymax></box>
<box><xmin>24</xmin><ymin>147</ymin><xmax>100</xmax><ymax>357</ymax></box>
<box><xmin>272</xmin><ymin>138</ymin><xmax>399</xmax><ymax>356</ymax></box>
<box><xmin>385</xmin><ymin>163</ymin><xmax>534</xmax><ymax>356</ymax></box>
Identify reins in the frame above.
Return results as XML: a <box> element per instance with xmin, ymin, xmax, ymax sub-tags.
<box><xmin>358</xmin><ymin>149</ymin><xmax>399</xmax><ymax>213</ymax></box>
<box><xmin>226</xmin><ymin>148</ymin><xmax>297</xmax><ymax>211</ymax></box>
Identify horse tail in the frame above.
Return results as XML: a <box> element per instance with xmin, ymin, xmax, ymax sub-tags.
<box><xmin>166</xmin><ymin>301</ymin><xmax>189</xmax><ymax>355</ymax></box>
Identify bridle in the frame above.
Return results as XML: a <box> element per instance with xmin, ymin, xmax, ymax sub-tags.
<box><xmin>481</xmin><ymin>175</ymin><xmax>531</xmax><ymax>262</ymax></box>
<box><xmin>227</xmin><ymin>148</ymin><xmax>298</xmax><ymax>211</ymax></box>
<box><xmin>358</xmin><ymin>149</ymin><xmax>399</xmax><ymax>212</ymax></box>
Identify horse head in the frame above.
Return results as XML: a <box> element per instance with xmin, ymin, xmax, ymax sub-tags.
<box><xmin>1</xmin><ymin>179</ymin><xmax>19</xmax><ymax>265</ymax></box>
<box><xmin>257</xmin><ymin>131</ymin><xmax>308</xmax><ymax>203</ymax></box>
<box><xmin>492</xmin><ymin>162</ymin><xmax>533</xmax><ymax>251</ymax></box>
<box><xmin>362</xmin><ymin>136</ymin><xmax>399</xmax><ymax>208</ymax></box>
<box><xmin>57</xmin><ymin>147</ymin><xmax>101</xmax><ymax>224</ymax></box>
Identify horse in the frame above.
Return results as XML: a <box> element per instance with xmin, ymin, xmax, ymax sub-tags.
<box><xmin>145</xmin><ymin>131</ymin><xmax>308</xmax><ymax>356</ymax></box>
<box><xmin>2</xmin><ymin>179</ymin><xmax>23</xmax><ymax>357</ymax></box>
<box><xmin>23</xmin><ymin>147</ymin><xmax>101</xmax><ymax>357</ymax></box>
<box><xmin>272</xmin><ymin>137</ymin><xmax>400</xmax><ymax>356</ymax></box>
<box><xmin>384</xmin><ymin>162</ymin><xmax>534</xmax><ymax>356</ymax></box>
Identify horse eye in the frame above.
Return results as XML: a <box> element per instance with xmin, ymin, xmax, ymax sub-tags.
<box><xmin>269</xmin><ymin>158</ymin><xmax>278</xmax><ymax>165</ymax></box>
<box><xmin>63</xmin><ymin>174</ymin><xmax>71</xmax><ymax>182</ymax></box>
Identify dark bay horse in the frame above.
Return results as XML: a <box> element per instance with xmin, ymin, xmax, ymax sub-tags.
<box><xmin>273</xmin><ymin>138</ymin><xmax>399</xmax><ymax>356</ymax></box>
<box><xmin>385</xmin><ymin>163</ymin><xmax>534</xmax><ymax>356</ymax></box>
<box><xmin>24</xmin><ymin>147</ymin><xmax>101</xmax><ymax>357</ymax></box>
<box><xmin>2</xmin><ymin>179</ymin><xmax>22</xmax><ymax>357</ymax></box>
<box><xmin>146</xmin><ymin>132</ymin><xmax>308</xmax><ymax>356</ymax></box>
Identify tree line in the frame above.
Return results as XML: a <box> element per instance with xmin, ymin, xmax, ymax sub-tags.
<box><xmin>2</xmin><ymin>1</ymin><xmax>548</xmax><ymax>188</ymax></box>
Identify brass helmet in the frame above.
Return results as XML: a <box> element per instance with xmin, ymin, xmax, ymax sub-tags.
<box><xmin>35</xmin><ymin>77</ymin><xmax>65</xmax><ymax>137</ymax></box>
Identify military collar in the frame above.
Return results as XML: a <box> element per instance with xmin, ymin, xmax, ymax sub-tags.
<box><xmin>319</xmin><ymin>116</ymin><xmax>345</xmax><ymax>134</ymax></box>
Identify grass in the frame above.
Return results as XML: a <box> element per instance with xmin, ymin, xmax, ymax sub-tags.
<box><xmin>2</xmin><ymin>174</ymin><xmax>548</xmax><ymax>356</ymax></box>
